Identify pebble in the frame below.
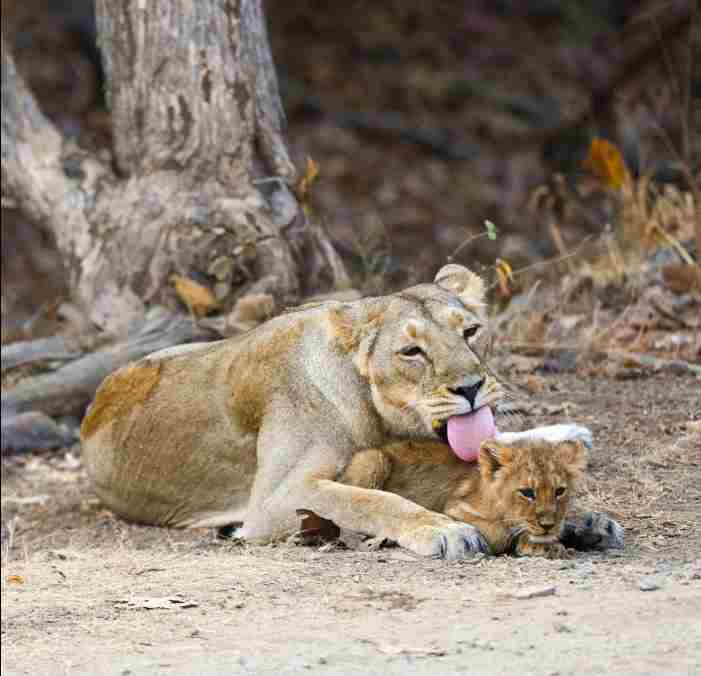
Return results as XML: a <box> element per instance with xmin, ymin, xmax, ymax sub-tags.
<box><xmin>575</xmin><ymin>563</ymin><xmax>595</xmax><ymax>578</ymax></box>
<box><xmin>638</xmin><ymin>576</ymin><xmax>662</xmax><ymax>591</ymax></box>
<box><xmin>558</xmin><ymin>561</ymin><xmax>576</xmax><ymax>570</ymax></box>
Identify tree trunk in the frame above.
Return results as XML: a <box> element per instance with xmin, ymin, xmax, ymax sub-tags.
<box><xmin>1</xmin><ymin>0</ymin><xmax>346</xmax><ymax>334</ymax></box>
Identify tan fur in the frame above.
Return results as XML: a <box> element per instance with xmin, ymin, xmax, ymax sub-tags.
<box><xmin>81</xmin><ymin>362</ymin><xmax>163</xmax><ymax>439</ymax></box>
<box><xmin>81</xmin><ymin>265</ymin><xmax>504</xmax><ymax>558</ymax></box>
<box><xmin>341</xmin><ymin>438</ymin><xmax>587</xmax><ymax>557</ymax></box>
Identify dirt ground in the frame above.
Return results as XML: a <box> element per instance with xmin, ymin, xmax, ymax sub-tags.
<box><xmin>2</xmin><ymin>372</ymin><xmax>700</xmax><ymax>676</ymax></box>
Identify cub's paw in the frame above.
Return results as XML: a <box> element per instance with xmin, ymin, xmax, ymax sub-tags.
<box><xmin>398</xmin><ymin>520</ymin><xmax>487</xmax><ymax>561</ymax></box>
<box><xmin>561</xmin><ymin>511</ymin><xmax>624</xmax><ymax>551</ymax></box>
<box><xmin>516</xmin><ymin>538</ymin><xmax>572</xmax><ymax>560</ymax></box>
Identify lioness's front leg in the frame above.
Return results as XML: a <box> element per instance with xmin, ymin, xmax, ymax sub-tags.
<box><xmin>337</xmin><ymin>449</ymin><xmax>487</xmax><ymax>558</ymax></box>
<box><xmin>302</xmin><ymin>473</ymin><xmax>487</xmax><ymax>560</ymax></box>
<box><xmin>241</xmin><ymin>423</ymin><xmax>486</xmax><ymax>560</ymax></box>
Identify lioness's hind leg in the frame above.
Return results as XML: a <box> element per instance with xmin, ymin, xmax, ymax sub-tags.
<box><xmin>560</xmin><ymin>511</ymin><xmax>625</xmax><ymax>551</ymax></box>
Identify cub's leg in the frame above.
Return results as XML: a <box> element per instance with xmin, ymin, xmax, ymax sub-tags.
<box><xmin>340</xmin><ymin>449</ymin><xmax>394</xmax><ymax>490</ymax></box>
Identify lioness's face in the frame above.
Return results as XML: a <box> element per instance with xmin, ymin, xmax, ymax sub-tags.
<box><xmin>365</xmin><ymin>280</ymin><xmax>502</xmax><ymax>439</ymax></box>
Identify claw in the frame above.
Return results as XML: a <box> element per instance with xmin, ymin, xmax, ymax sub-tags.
<box><xmin>439</xmin><ymin>534</ymin><xmax>448</xmax><ymax>559</ymax></box>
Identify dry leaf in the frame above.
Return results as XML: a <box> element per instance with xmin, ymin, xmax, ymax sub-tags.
<box><xmin>375</xmin><ymin>643</ymin><xmax>446</xmax><ymax>657</ymax></box>
<box><xmin>170</xmin><ymin>275</ymin><xmax>218</xmax><ymax>317</ymax></box>
<box><xmin>495</xmin><ymin>257</ymin><xmax>514</xmax><ymax>299</ymax></box>
<box><xmin>115</xmin><ymin>594</ymin><xmax>198</xmax><ymax>610</ymax></box>
<box><xmin>512</xmin><ymin>585</ymin><xmax>556</xmax><ymax>600</ymax></box>
<box><xmin>662</xmin><ymin>263</ymin><xmax>701</xmax><ymax>294</ymax></box>
<box><xmin>297</xmin><ymin>157</ymin><xmax>320</xmax><ymax>215</ymax></box>
<box><xmin>6</xmin><ymin>575</ymin><xmax>25</xmax><ymax>585</ymax></box>
<box><xmin>582</xmin><ymin>138</ymin><xmax>628</xmax><ymax>190</ymax></box>
<box><xmin>524</xmin><ymin>374</ymin><xmax>545</xmax><ymax>394</ymax></box>
<box><xmin>293</xmin><ymin>509</ymin><xmax>340</xmax><ymax>544</ymax></box>
<box><xmin>501</xmin><ymin>354</ymin><xmax>542</xmax><ymax>374</ymax></box>
<box><xmin>233</xmin><ymin>294</ymin><xmax>275</xmax><ymax>323</ymax></box>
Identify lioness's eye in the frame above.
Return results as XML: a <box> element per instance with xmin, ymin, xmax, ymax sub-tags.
<box><xmin>399</xmin><ymin>345</ymin><xmax>425</xmax><ymax>358</ymax></box>
<box><xmin>463</xmin><ymin>325</ymin><xmax>481</xmax><ymax>341</ymax></box>
<box><xmin>518</xmin><ymin>488</ymin><xmax>536</xmax><ymax>500</ymax></box>
<box><xmin>555</xmin><ymin>487</ymin><xmax>566</xmax><ymax>498</ymax></box>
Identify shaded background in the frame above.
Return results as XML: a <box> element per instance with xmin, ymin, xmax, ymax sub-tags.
<box><xmin>2</xmin><ymin>0</ymin><xmax>698</xmax><ymax>341</ymax></box>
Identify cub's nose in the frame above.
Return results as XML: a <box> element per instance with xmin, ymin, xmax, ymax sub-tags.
<box><xmin>449</xmin><ymin>379</ymin><xmax>485</xmax><ymax>411</ymax></box>
<box><xmin>538</xmin><ymin>515</ymin><xmax>556</xmax><ymax>532</ymax></box>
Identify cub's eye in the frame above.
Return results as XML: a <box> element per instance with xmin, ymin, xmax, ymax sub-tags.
<box><xmin>518</xmin><ymin>488</ymin><xmax>536</xmax><ymax>500</ymax></box>
<box><xmin>399</xmin><ymin>345</ymin><xmax>425</xmax><ymax>358</ymax></box>
<box><xmin>555</xmin><ymin>487</ymin><xmax>567</xmax><ymax>498</ymax></box>
<box><xmin>463</xmin><ymin>325</ymin><xmax>481</xmax><ymax>341</ymax></box>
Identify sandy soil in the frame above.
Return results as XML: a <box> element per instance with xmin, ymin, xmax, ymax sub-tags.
<box><xmin>2</xmin><ymin>373</ymin><xmax>700</xmax><ymax>676</ymax></box>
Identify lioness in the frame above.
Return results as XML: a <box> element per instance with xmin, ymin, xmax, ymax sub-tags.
<box><xmin>81</xmin><ymin>264</ymin><xmax>608</xmax><ymax>560</ymax></box>
<box><xmin>337</xmin><ymin>434</ymin><xmax>624</xmax><ymax>557</ymax></box>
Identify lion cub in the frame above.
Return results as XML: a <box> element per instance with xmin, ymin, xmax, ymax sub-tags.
<box><xmin>340</xmin><ymin>437</ymin><xmax>587</xmax><ymax>558</ymax></box>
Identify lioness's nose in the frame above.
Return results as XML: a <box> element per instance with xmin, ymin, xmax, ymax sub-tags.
<box><xmin>450</xmin><ymin>379</ymin><xmax>484</xmax><ymax>411</ymax></box>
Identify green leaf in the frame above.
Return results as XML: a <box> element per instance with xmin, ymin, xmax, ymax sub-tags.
<box><xmin>484</xmin><ymin>220</ymin><xmax>498</xmax><ymax>241</ymax></box>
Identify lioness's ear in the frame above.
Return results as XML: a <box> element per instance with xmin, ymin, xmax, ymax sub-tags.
<box><xmin>434</xmin><ymin>264</ymin><xmax>486</xmax><ymax>310</ymax></box>
<box><xmin>479</xmin><ymin>440</ymin><xmax>512</xmax><ymax>481</ymax></box>
<box><xmin>556</xmin><ymin>440</ymin><xmax>588</xmax><ymax>478</ymax></box>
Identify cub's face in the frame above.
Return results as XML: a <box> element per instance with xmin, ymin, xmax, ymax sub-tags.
<box><xmin>361</xmin><ymin>265</ymin><xmax>503</xmax><ymax>439</ymax></box>
<box><xmin>479</xmin><ymin>440</ymin><xmax>587</xmax><ymax>544</ymax></box>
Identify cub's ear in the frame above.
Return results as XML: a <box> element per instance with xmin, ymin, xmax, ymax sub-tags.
<box><xmin>479</xmin><ymin>440</ymin><xmax>512</xmax><ymax>481</ymax></box>
<box><xmin>434</xmin><ymin>264</ymin><xmax>486</xmax><ymax>311</ymax></box>
<box><xmin>556</xmin><ymin>440</ymin><xmax>588</xmax><ymax>478</ymax></box>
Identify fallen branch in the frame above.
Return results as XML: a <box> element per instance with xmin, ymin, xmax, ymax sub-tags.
<box><xmin>285</xmin><ymin>84</ymin><xmax>479</xmax><ymax>161</ymax></box>
<box><xmin>1</xmin><ymin>411</ymin><xmax>77</xmax><ymax>455</ymax></box>
<box><xmin>493</xmin><ymin>4</ymin><xmax>695</xmax><ymax>153</ymax></box>
<box><xmin>1</xmin><ymin>333</ymin><xmax>108</xmax><ymax>374</ymax></box>
<box><xmin>1</xmin><ymin>308</ymin><xmax>215</xmax><ymax>420</ymax></box>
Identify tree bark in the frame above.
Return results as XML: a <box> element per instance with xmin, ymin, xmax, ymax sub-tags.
<box><xmin>1</xmin><ymin>0</ymin><xmax>346</xmax><ymax>334</ymax></box>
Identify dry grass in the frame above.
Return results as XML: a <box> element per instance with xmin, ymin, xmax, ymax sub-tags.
<box><xmin>489</xmin><ymin>141</ymin><xmax>700</xmax><ymax>373</ymax></box>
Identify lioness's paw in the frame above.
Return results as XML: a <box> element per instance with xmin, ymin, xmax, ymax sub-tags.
<box><xmin>561</xmin><ymin>511</ymin><xmax>624</xmax><ymax>551</ymax></box>
<box><xmin>398</xmin><ymin>521</ymin><xmax>487</xmax><ymax>561</ymax></box>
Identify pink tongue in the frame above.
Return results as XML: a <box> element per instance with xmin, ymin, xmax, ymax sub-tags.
<box><xmin>447</xmin><ymin>406</ymin><xmax>496</xmax><ymax>462</ymax></box>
